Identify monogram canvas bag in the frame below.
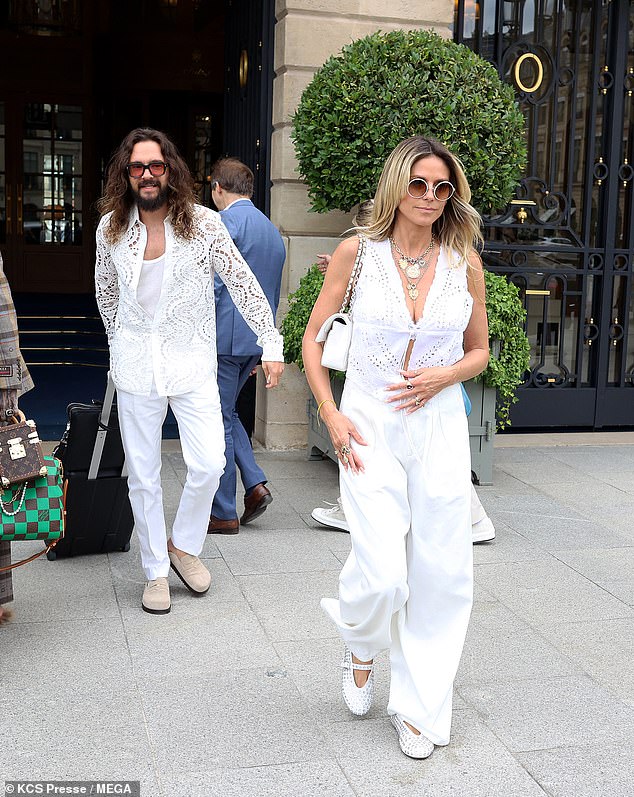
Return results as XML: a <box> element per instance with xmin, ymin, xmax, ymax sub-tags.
<box><xmin>0</xmin><ymin>410</ymin><xmax>47</xmax><ymax>488</ymax></box>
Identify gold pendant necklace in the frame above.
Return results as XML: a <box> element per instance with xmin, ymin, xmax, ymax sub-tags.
<box><xmin>390</xmin><ymin>236</ymin><xmax>435</xmax><ymax>279</ymax></box>
<box><xmin>390</xmin><ymin>236</ymin><xmax>435</xmax><ymax>301</ymax></box>
<box><xmin>406</xmin><ymin>282</ymin><xmax>420</xmax><ymax>301</ymax></box>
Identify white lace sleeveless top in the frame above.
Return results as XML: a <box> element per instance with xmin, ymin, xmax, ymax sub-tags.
<box><xmin>346</xmin><ymin>238</ymin><xmax>473</xmax><ymax>399</ymax></box>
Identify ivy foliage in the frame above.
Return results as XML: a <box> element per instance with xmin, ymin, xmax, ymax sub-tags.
<box><xmin>479</xmin><ymin>270</ymin><xmax>531</xmax><ymax>429</ymax></box>
<box><xmin>291</xmin><ymin>30</ymin><xmax>526</xmax><ymax>214</ymax></box>
<box><xmin>282</xmin><ymin>267</ymin><xmax>530</xmax><ymax>429</ymax></box>
<box><xmin>281</xmin><ymin>266</ymin><xmax>325</xmax><ymax>373</ymax></box>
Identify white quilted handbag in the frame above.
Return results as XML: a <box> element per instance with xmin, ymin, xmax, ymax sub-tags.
<box><xmin>314</xmin><ymin>237</ymin><xmax>366</xmax><ymax>372</ymax></box>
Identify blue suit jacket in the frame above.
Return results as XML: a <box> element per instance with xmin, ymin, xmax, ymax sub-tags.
<box><xmin>215</xmin><ymin>199</ymin><xmax>286</xmax><ymax>357</ymax></box>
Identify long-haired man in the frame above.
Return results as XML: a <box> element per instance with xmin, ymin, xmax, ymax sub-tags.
<box><xmin>95</xmin><ymin>128</ymin><xmax>284</xmax><ymax>614</ymax></box>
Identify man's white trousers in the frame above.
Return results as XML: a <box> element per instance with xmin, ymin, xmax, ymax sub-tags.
<box><xmin>321</xmin><ymin>380</ymin><xmax>473</xmax><ymax>746</ymax></box>
<box><xmin>117</xmin><ymin>377</ymin><xmax>225</xmax><ymax>580</ymax></box>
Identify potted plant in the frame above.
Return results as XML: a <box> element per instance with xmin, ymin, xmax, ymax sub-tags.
<box><xmin>282</xmin><ymin>267</ymin><xmax>530</xmax><ymax>481</ymax></box>
<box><xmin>463</xmin><ymin>271</ymin><xmax>530</xmax><ymax>483</ymax></box>
<box><xmin>281</xmin><ymin>266</ymin><xmax>345</xmax><ymax>461</ymax></box>
<box><xmin>286</xmin><ymin>29</ymin><xmax>530</xmax><ymax>481</ymax></box>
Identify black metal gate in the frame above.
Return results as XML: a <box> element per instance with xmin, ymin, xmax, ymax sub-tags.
<box><xmin>455</xmin><ymin>0</ymin><xmax>634</xmax><ymax>428</ymax></box>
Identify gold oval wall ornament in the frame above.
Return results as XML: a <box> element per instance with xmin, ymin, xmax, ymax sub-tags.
<box><xmin>514</xmin><ymin>52</ymin><xmax>544</xmax><ymax>94</ymax></box>
<box><xmin>239</xmin><ymin>49</ymin><xmax>249</xmax><ymax>89</ymax></box>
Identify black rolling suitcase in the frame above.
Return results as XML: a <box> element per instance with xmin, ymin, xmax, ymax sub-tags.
<box><xmin>49</xmin><ymin>374</ymin><xmax>133</xmax><ymax>559</ymax></box>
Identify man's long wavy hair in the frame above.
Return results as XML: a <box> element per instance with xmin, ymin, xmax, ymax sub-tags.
<box><xmin>98</xmin><ymin>128</ymin><xmax>197</xmax><ymax>244</ymax></box>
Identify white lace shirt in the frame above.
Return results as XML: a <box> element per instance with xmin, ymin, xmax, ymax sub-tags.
<box><xmin>346</xmin><ymin>239</ymin><xmax>473</xmax><ymax>400</ymax></box>
<box><xmin>95</xmin><ymin>204</ymin><xmax>284</xmax><ymax>397</ymax></box>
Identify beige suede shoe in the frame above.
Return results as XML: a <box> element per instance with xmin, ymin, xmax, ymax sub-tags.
<box><xmin>168</xmin><ymin>551</ymin><xmax>211</xmax><ymax>595</ymax></box>
<box><xmin>142</xmin><ymin>577</ymin><xmax>171</xmax><ymax>614</ymax></box>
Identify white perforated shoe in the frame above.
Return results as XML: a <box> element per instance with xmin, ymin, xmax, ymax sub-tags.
<box><xmin>341</xmin><ymin>646</ymin><xmax>374</xmax><ymax>716</ymax></box>
<box><xmin>390</xmin><ymin>714</ymin><xmax>434</xmax><ymax>759</ymax></box>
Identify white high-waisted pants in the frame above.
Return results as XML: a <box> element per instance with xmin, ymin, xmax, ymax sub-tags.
<box><xmin>117</xmin><ymin>377</ymin><xmax>225</xmax><ymax>580</ymax></box>
<box><xmin>321</xmin><ymin>379</ymin><xmax>473</xmax><ymax>746</ymax></box>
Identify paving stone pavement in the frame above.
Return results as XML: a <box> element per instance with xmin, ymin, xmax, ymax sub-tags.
<box><xmin>2</xmin><ymin>438</ymin><xmax>634</xmax><ymax>797</ymax></box>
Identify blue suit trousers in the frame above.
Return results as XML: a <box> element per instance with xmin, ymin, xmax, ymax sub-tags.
<box><xmin>212</xmin><ymin>354</ymin><xmax>267</xmax><ymax>520</ymax></box>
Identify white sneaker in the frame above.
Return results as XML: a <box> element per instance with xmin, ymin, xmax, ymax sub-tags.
<box><xmin>390</xmin><ymin>714</ymin><xmax>434</xmax><ymax>759</ymax></box>
<box><xmin>311</xmin><ymin>498</ymin><xmax>350</xmax><ymax>532</ymax></box>
<box><xmin>472</xmin><ymin>516</ymin><xmax>496</xmax><ymax>544</ymax></box>
<box><xmin>341</xmin><ymin>646</ymin><xmax>374</xmax><ymax>716</ymax></box>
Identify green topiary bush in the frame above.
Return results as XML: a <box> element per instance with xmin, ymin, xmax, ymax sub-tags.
<box><xmin>281</xmin><ymin>266</ymin><xmax>325</xmax><ymax>373</ymax></box>
<box><xmin>292</xmin><ymin>29</ymin><xmax>526</xmax><ymax>215</ymax></box>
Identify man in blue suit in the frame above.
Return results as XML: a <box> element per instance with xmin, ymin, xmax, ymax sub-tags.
<box><xmin>208</xmin><ymin>158</ymin><xmax>286</xmax><ymax>534</ymax></box>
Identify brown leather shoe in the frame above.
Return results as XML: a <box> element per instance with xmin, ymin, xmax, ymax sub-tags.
<box><xmin>208</xmin><ymin>515</ymin><xmax>240</xmax><ymax>534</ymax></box>
<box><xmin>240</xmin><ymin>482</ymin><xmax>272</xmax><ymax>525</ymax></box>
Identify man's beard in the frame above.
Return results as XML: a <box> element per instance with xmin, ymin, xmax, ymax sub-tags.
<box><xmin>133</xmin><ymin>181</ymin><xmax>170</xmax><ymax>212</ymax></box>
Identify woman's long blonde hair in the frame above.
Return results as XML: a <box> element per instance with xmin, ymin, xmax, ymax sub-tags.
<box><xmin>358</xmin><ymin>136</ymin><xmax>483</xmax><ymax>265</ymax></box>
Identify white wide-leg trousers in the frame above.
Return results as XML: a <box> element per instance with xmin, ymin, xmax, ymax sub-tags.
<box><xmin>117</xmin><ymin>377</ymin><xmax>226</xmax><ymax>580</ymax></box>
<box><xmin>471</xmin><ymin>482</ymin><xmax>487</xmax><ymax>524</ymax></box>
<box><xmin>321</xmin><ymin>380</ymin><xmax>473</xmax><ymax>746</ymax></box>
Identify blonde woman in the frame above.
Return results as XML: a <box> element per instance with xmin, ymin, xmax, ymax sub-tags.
<box><xmin>312</xmin><ymin>225</ymin><xmax>495</xmax><ymax>544</ymax></box>
<box><xmin>302</xmin><ymin>137</ymin><xmax>489</xmax><ymax>758</ymax></box>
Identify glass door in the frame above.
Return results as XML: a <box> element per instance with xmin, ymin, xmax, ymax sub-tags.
<box><xmin>0</xmin><ymin>98</ymin><xmax>88</xmax><ymax>292</ymax></box>
<box><xmin>23</xmin><ymin>103</ymin><xmax>83</xmax><ymax>246</ymax></box>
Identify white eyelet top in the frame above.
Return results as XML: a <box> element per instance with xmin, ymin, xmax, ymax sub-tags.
<box><xmin>95</xmin><ymin>204</ymin><xmax>283</xmax><ymax>397</ymax></box>
<box><xmin>346</xmin><ymin>238</ymin><xmax>473</xmax><ymax>399</ymax></box>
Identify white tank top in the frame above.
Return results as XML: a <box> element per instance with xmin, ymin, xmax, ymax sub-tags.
<box><xmin>346</xmin><ymin>238</ymin><xmax>473</xmax><ymax>399</ymax></box>
<box><xmin>137</xmin><ymin>253</ymin><xmax>165</xmax><ymax>319</ymax></box>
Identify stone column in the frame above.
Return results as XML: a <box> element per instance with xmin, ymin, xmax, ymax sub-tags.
<box><xmin>254</xmin><ymin>0</ymin><xmax>454</xmax><ymax>449</ymax></box>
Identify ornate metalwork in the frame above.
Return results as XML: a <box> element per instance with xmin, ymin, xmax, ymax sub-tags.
<box><xmin>514</xmin><ymin>52</ymin><xmax>545</xmax><ymax>94</ymax></box>
<box><xmin>455</xmin><ymin>0</ymin><xmax>634</xmax><ymax>428</ymax></box>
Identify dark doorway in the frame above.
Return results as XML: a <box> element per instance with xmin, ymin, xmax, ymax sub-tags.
<box><xmin>0</xmin><ymin>0</ymin><xmax>276</xmax><ymax>436</ymax></box>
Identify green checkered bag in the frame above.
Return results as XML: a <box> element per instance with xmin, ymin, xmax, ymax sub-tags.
<box><xmin>0</xmin><ymin>456</ymin><xmax>64</xmax><ymax>570</ymax></box>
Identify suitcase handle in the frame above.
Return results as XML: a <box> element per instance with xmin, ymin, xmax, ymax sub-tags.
<box><xmin>88</xmin><ymin>373</ymin><xmax>127</xmax><ymax>480</ymax></box>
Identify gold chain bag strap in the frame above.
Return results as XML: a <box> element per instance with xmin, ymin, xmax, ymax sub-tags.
<box><xmin>314</xmin><ymin>237</ymin><xmax>366</xmax><ymax>372</ymax></box>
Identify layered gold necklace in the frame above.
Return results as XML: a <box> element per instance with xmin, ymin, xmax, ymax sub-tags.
<box><xmin>389</xmin><ymin>236</ymin><xmax>435</xmax><ymax>300</ymax></box>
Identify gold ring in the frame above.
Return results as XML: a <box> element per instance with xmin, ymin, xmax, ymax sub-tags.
<box><xmin>342</xmin><ymin>455</ymin><xmax>349</xmax><ymax>464</ymax></box>
<box><xmin>406</xmin><ymin>383</ymin><xmax>414</xmax><ymax>390</ymax></box>
<box><xmin>340</xmin><ymin>444</ymin><xmax>351</xmax><ymax>455</ymax></box>
<box><xmin>415</xmin><ymin>398</ymin><xmax>422</xmax><ymax>406</ymax></box>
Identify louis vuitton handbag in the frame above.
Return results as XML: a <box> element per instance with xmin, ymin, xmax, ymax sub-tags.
<box><xmin>0</xmin><ymin>455</ymin><xmax>65</xmax><ymax>571</ymax></box>
<box><xmin>0</xmin><ymin>410</ymin><xmax>47</xmax><ymax>488</ymax></box>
